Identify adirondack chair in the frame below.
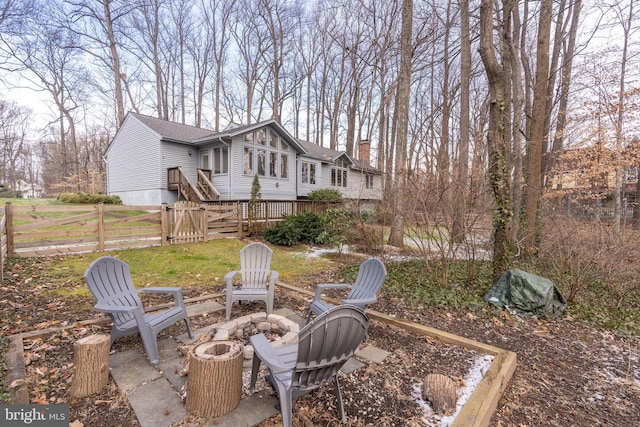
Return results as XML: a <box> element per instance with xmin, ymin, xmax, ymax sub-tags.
<box><xmin>225</xmin><ymin>242</ymin><xmax>279</xmax><ymax>320</ymax></box>
<box><xmin>249</xmin><ymin>305</ymin><xmax>370</xmax><ymax>427</ymax></box>
<box><xmin>83</xmin><ymin>256</ymin><xmax>193</xmax><ymax>365</ymax></box>
<box><xmin>306</xmin><ymin>257</ymin><xmax>387</xmax><ymax>323</ymax></box>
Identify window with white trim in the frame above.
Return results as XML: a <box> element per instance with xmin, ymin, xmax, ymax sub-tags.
<box><xmin>243</xmin><ymin>127</ymin><xmax>289</xmax><ymax>179</ymax></box>
<box><xmin>331</xmin><ymin>158</ymin><xmax>348</xmax><ymax>187</ymax></box>
<box><xmin>365</xmin><ymin>173</ymin><xmax>374</xmax><ymax>189</ymax></box>
<box><xmin>302</xmin><ymin>161</ymin><xmax>316</xmax><ymax>184</ymax></box>
<box><xmin>213</xmin><ymin>147</ymin><xmax>228</xmax><ymax>174</ymax></box>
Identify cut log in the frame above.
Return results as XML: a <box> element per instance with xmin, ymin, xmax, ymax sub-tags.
<box><xmin>186</xmin><ymin>341</ymin><xmax>243</xmax><ymax>418</ymax></box>
<box><xmin>70</xmin><ymin>334</ymin><xmax>110</xmax><ymax>398</ymax></box>
<box><xmin>422</xmin><ymin>373</ymin><xmax>457</xmax><ymax>415</ymax></box>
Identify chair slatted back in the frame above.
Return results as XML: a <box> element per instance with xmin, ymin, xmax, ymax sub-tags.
<box><xmin>239</xmin><ymin>242</ymin><xmax>273</xmax><ymax>289</ymax></box>
<box><xmin>84</xmin><ymin>256</ymin><xmax>142</xmax><ymax>328</ymax></box>
<box><xmin>347</xmin><ymin>258</ymin><xmax>387</xmax><ymax>308</ymax></box>
<box><xmin>293</xmin><ymin>306</ymin><xmax>369</xmax><ymax>390</ymax></box>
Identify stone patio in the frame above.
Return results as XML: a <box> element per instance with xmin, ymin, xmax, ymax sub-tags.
<box><xmin>109</xmin><ymin>301</ymin><xmax>390</xmax><ymax>427</ymax></box>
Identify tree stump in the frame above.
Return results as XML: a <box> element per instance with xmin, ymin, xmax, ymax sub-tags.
<box><xmin>186</xmin><ymin>341</ymin><xmax>243</xmax><ymax>418</ymax></box>
<box><xmin>70</xmin><ymin>334</ymin><xmax>110</xmax><ymax>398</ymax></box>
<box><xmin>422</xmin><ymin>373</ymin><xmax>457</xmax><ymax>415</ymax></box>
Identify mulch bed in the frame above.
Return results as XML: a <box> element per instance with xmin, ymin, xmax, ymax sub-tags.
<box><xmin>1</xmin><ymin>257</ymin><xmax>639</xmax><ymax>426</ymax></box>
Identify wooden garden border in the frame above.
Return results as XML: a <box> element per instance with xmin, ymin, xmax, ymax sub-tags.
<box><xmin>276</xmin><ymin>282</ymin><xmax>517</xmax><ymax>427</ymax></box>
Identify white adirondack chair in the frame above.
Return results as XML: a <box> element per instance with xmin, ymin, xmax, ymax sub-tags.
<box><xmin>225</xmin><ymin>242</ymin><xmax>279</xmax><ymax>320</ymax></box>
<box><xmin>306</xmin><ymin>257</ymin><xmax>387</xmax><ymax>323</ymax></box>
<box><xmin>83</xmin><ymin>256</ymin><xmax>193</xmax><ymax>365</ymax></box>
<box><xmin>250</xmin><ymin>305</ymin><xmax>370</xmax><ymax>427</ymax></box>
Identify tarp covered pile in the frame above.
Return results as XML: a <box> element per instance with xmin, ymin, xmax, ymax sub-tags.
<box><xmin>483</xmin><ymin>269</ymin><xmax>567</xmax><ymax>319</ymax></box>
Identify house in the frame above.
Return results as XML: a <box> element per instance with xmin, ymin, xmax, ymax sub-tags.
<box><xmin>545</xmin><ymin>142</ymin><xmax>640</xmax><ymax>216</ymax></box>
<box><xmin>105</xmin><ymin>112</ymin><xmax>383</xmax><ymax>209</ymax></box>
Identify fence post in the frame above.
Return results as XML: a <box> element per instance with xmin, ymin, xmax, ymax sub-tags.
<box><xmin>264</xmin><ymin>201</ymin><xmax>269</xmax><ymax>227</ymax></box>
<box><xmin>236</xmin><ymin>202</ymin><xmax>243</xmax><ymax>237</ymax></box>
<box><xmin>6</xmin><ymin>202</ymin><xmax>13</xmax><ymax>257</ymax></box>
<box><xmin>161</xmin><ymin>203</ymin><xmax>170</xmax><ymax>246</ymax></box>
<box><xmin>97</xmin><ymin>203</ymin><xmax>105</xmax><ymax>252</ymax></box>
<box><xmin>201</xmin><ymin>204</ymin><xmax>208</xmax><ymax>243</ymax></box>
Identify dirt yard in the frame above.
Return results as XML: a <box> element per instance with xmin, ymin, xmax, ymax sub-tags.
<box><xmin>1</xmin><ymin>257</ymin><xmax>638</xmax><ymax>426</ymax></box>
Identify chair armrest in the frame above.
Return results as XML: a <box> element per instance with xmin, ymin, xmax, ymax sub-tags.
<box><xmin>93</xmin><ymin>303</ymin><xmax>139</xmax><ymax>314</ymax></box>
<box><xmin>269</xmin><ymin>270</ymin><xmax>279</xmax><ymax>287</ymax></box>
<box><xmin>250</xmin><ymin>333</ymin><xmax>290</xmax><ymax>372</ymax></box>
<box><xmin>139</xmin><ymin>287</ymin><xmax>182</xmax><ymax>295</ymax></box>
<box><xmin>341</xmin><ymin>297</ymin><xmax>376</xmax><ymax>306</ymax></box>
<box><xmin>313</xmin><ymin>283</ymin><xmax>351</xmax><ymax>301</ymax></box>
<box><xmin>139</xmin><ymin>287</ymin><xmax>186</xmax><ymax>310</ymax></box>
<box><xmin>225</xmin><ymin>271</ymin><xmax>239</xmax><ymax>292</ymax></box>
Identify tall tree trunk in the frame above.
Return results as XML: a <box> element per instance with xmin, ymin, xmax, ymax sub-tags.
<box><xmin>524</xmin><ymin>0</ymin><xmax>552</xmax><ymax>253</ymax></box>
<box><xmin>548</xmin><ymin>0</ymin><xmax>582</xmax><ymax>191</ymax></box>
<box><xmin>451</xmin><ymin>0</ymin><xmax>471</xmax><ymax>244</ymax></box>
<box><xmin>388</xmin><ymin>0</ymin><xmax>412</xmax><ymax>248</ymax></box>
<box><xmin>614</xmin><ymin>0</ymin><xmax>634</xmax><ymax>232</ymax></box>
<box><xmin>479</xmin><ymin>0</ymin><xmax>515</xmax><ymax>281</ymax></box>
<box><xmin>509</xmin><ymin>4</ymin><xmax>524</xmax><ymax>244</ymax></box>
<box><xmin>437</xmin><ymin>2</ymin><xmax>452</xmax><ymax>222</ymax></box>
<box><xmin>102</xmin><ymin>0</ymin><xmax>125</xmax><ymax>127</ymax></box>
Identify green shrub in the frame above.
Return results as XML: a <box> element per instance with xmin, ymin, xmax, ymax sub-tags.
<box><xmin>318</xmin><ymin>208</ymin><xmax>354</xmax><ymax>245</ymax></box>
<box><xmin>57</xmin><ymin>192</ymin><xmax>122</xmax><ymax>204</ymax></box>
<box><xmin>307</xmin><ymin>188</ymin><xmax>343</xmax><ymax>203</ymax></box>
<box><xmin>265</xmin><ymin>212</ymin><xmax>328</xmax><ymax>246</ymax></box>
<box><xmin>265</xmin><ymin>215</ymin><xmax>300</xmax><ymax>246</ymax></box>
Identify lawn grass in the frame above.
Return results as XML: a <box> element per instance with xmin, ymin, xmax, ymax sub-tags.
<box><xmin>44</xmin><ymin>239</ymin><xmax>337</xmax><ymax>295</ymax></box>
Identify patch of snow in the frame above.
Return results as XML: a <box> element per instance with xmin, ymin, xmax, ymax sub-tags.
<box><xmin>412</xmin><ymin>354</ymin><xmax>495</xmax><ymax>427</ymax></box>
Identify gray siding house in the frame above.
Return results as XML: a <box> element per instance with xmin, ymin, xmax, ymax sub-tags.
<box><xmin>105</xmin><ymin>112</ymin><xmax>383</xmax><ymax>207</ymax></box>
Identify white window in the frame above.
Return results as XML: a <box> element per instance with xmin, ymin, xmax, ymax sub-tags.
<box><xmin>281</xmin><ymin>154</ymin><xmax>288</xmax><ymax>178</ymax></box>
<box><xmin>331</xmin><ymin>158</ymin><xmax>348</xmax><ymax>187</ymax></box>
<box><xmin>365</xmin><ymin>174</ymin><xmax>374</xmax><ymax>189</ymax></box>
<box><xmin>213</xmin><ymin>147</ymin><xmax>228</xmax><ymax>174</ymax></box>
<box><xmin>302</xmin><ymin>161</ymin><xmax>316</xmax><ymax>184</ymax></box>
<box><xmin>244</xmin><ymin>146</ymin><xmax>254</xmax><ymax>175</ymax></box>
<box><xmin>243</xmin><ymin>127</ymin><xmax>290</xmax><ymax>180</ymax></box>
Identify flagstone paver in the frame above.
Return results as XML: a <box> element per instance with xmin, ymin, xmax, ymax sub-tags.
<box><xmin>108</xmin><ymin>299</ymin><xmax>390</xmax><ymax>427</ymax></box>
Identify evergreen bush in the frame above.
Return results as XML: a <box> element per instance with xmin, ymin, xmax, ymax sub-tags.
<box><xmin>57</xmin><ymin>192</ymin><xmax>122</xmax><ymax>204</ymax></box>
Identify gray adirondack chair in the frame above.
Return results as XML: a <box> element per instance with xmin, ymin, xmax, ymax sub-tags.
<box><xmin>225</xmin><ymin>242</ymin><xmax>279</xmax><ymax>320</ymax></box>
<box><xmin>306</xmin><ymin>257</ymin><xmax>387</xmax><ymax>323</ymax></box>
<box><xmin>250</xmin><ymin>305</ymin><xmax>370</xmax><ymax>427</ymax></box>
<box><xmin>83</xmin><ymin>256</ymin><xmax>193</xmax><ymax>365</ymax></box>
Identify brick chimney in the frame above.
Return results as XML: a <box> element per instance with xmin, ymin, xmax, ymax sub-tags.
<box><xmin>358</xmin><ymin>139</ymin><xmax>371</xmax><ymax>165</ymax></box>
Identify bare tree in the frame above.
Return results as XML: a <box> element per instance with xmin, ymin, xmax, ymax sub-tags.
<box><xmin>202</xmin><ymin>0</ymin><xmax>234</xmax><ymax>130</ymax></box>
<box><xmin>0</xmin><ymin>2</ymin><xmax>89</xmax><ymax>191</ymax></box>
<box><xmin>523</xmin><ymin>0</ymin><xmax>552</xmax><ymax>252</ymax></box>
<box><xmin>451</xmin><ymin>0</ymin><xmax>471</xmax><ymax>244</ymax></box>
<box><xmin>230</xmin><ymin>0</ymin><xmax>268</xmax><ymax>124</ymax></box>
<box><xmin>0</xmin><ymin>100</ymin><xmax>30</xmax><ymax>192</ymax></box>
<box><xmin>479</xmin><ymin>0</ymin><xmax>515</xmax><ymax>280</ymax></box>
<box><xmin>65</xmin><ymin>0</ymin><xmax>135</xmax><ymax>127</ymax></box>
<box><xmin>388</xmin><ymin>0</ymin><xmax>412</xmax><ymax>248</ymax></box>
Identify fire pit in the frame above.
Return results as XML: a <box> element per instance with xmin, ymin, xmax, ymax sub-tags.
<box><xmin>209</xmin><ymin>312</ymin><xmax>300</xmax><ymax>360</ymax></box>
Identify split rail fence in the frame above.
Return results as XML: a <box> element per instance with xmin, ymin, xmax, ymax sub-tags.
<box><xmin>0</xmin><ymin>200</ymin><xmax>333</xmax><ymax>267</ymax></box>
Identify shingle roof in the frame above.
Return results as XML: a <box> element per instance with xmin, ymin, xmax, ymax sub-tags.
<box><xmin>296</xmin><ymin>139</ymin><xmax>341</xmax><ymax>162</ymax></box>
<box><xmin>296</xmin><ymin>139</ymin><xmax>381</xmax><ymax>173</ymax></box>
<box><xmin>131</xmin><ymin>112</ymin><xmax>218</xmax><ymax>143</ymax></box>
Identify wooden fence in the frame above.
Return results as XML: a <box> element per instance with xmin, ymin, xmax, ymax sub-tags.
<box><xmin>0</xmin><ymin>200</ymin><xmax>334</xmax><ymax>259</ymax></box>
